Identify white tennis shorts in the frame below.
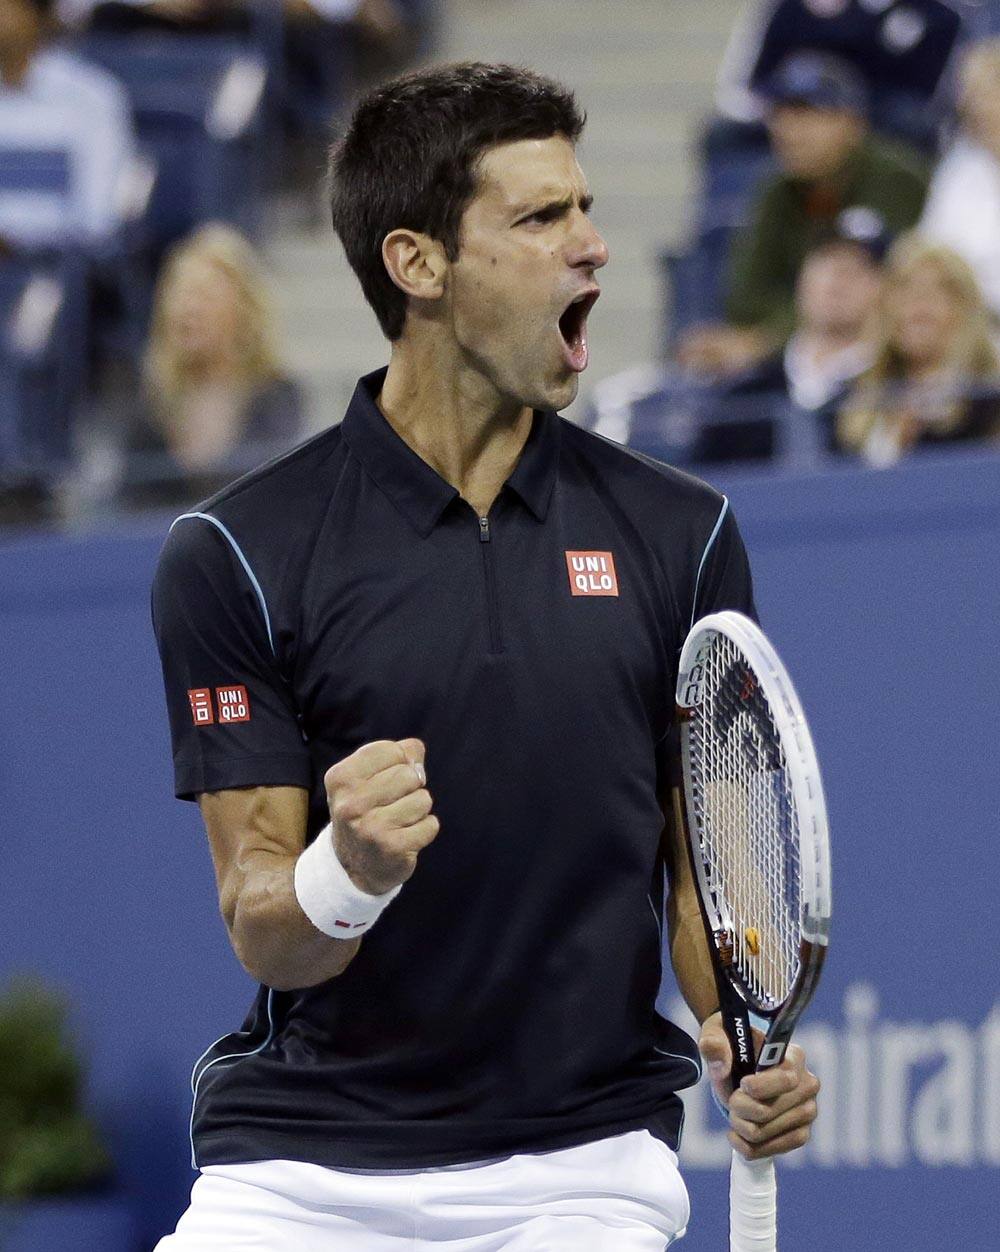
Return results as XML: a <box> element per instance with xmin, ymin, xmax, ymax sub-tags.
<box><xmin>154</xmin><ymin>1129</ymin><xmax>689</xmax><ymax>1250</ymax></box>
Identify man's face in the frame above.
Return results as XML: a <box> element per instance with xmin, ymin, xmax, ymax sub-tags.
<box><xmin>767</xmin><ymin>103</ymin><xmax>865</xmax><ymax>180</ymax></box>
<box><xmin>445</xmin><ymin>135</ymin><xmax>609</xmax><ymax>413</ymax></box>
<box><xmin>796</xmin><ymin>243</ymin><xmax>882</xmax><ymax>338</ymax></box>
<box><xmin>0</xmin><ymin>0</ymin><xmax>43</xmax><ymax>56</ymax></box>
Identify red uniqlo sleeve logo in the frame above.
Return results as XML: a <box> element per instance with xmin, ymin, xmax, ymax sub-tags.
<box><xmin>188</xmin><ymin>688</ymin><xmax>214</xmax><ymax>725</ymax></box>
<box><xmin>566</xmin><ymin>551</ymin><xmax>619</xmax><ymax>597</ymax></box>
<box><xmin>216</xmin><ymin>685</ymin><xmax>251</xmax><ymax>723</ymax></box>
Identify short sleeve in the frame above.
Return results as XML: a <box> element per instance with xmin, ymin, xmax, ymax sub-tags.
<box><xmin>691</xmin><ymin>500</ymin><xmax>757</xmax><ymax>625</ymax></box>
<box><xmin>151</xmin><ymin>514</ymin><xmax>312</xmax><ymax>800</ymax></box>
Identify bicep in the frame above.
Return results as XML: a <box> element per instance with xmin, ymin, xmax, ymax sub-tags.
<box><xmin>660</xmin><ymin>777</ymin><xmax>720</xmax><ymax>1023</ymax></box>
<box><xmin>198</xmin><ymin>785</ymin><xmax>310</xmax><ymax>928</ymax></box>
<box><xmin>661</xmin><ymin>783</ymin><xmax>700</xmax><ymax>929</ymax></box>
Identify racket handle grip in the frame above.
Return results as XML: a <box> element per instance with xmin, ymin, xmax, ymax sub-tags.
<box><xmin>729</xmin><ymin>1151</ymin><xmax>777</xmax><ymax>1252</ymax></box>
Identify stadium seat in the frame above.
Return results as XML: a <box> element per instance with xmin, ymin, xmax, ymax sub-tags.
<box><xmin>698</xmin><ymin>117</ymin><xmax>774</xmax><ymax>233</ymax></box>
<box><xmin>660</xmin><ymin>225</ymin><xmax>738</xmax><ymax>347</ymax></box>
<box><xmin>77</xmin><ymin>35</ymin><xmax>269</xmax><ymax>247</ymax></box>
<box><xmin>961</xmin><ymin>0</ymin><xmax>1000</xmax><ymax>37</ymax></box>
<box><xmin>79</xmin><ymin>152</ymin><xmax>160</xmax><ymax>370</ymax></box>
<box><xmin>659</xmin><ymin>119</ymin><xmax>774</xmax><ymax>348</ymax></box>
<box><xmin>0</xmin><ymin>253</ymin><xmax>90</xmax><ymax>482</ymax></box>
<box><xmin>589</xmin><ymin>371</ymin><xmax>829</xmax><ymax>472</ymax></box>
<box><xmin>744</xmin><ymin>0</ymin><xmax>962</xmax><ymax>152</ymax></box>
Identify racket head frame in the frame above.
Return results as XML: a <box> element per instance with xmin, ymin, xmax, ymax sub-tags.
<box><xmin>676</xmin><ymin>611</ymin><xmax>831</xmax><ymax>1076</ymax></box>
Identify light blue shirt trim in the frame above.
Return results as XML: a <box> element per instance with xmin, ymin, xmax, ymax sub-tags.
<box><xmin>170</xmin><ymin>511</ymin><xmax>275</xmax><ymax>656</ymax></box>
<box><xmin>188</xmin><ymin>988</ymin><xmax>277</xmax><ymax>1169</ymax></box>
<box><xmin>646</xmin><ymin>891</ymin><xmax>662</xmax><ymax>942</ymax></box>
<box><xmin>690</xmin><ymin>496</ymin><xmax>729</xmax><ymax>630</ymax></box>
<box><xmin>653</xmin><ymin>1045</ymin><xmax>703</xmax><ymax>1084</ymax></box>
<box><xmin>170</xmin><ymin>511</ymin><xmax>280</xmax><ymax>1167</ymax></box>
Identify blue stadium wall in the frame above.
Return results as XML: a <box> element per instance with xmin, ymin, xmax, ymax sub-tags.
<box><xmin>1</xmin><ymin>447</ymin><xmax>997</xmax><ymax>1250</ymax></box>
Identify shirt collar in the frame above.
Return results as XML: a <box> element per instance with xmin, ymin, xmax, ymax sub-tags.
<box><xmin>340</xmin><ymin>368</ymin><xmax>560</xmax><ymax>535</ymax></box>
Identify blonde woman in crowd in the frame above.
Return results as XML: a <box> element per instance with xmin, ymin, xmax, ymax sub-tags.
<box><xmin>836</xmin><ymin>234</ymin><xmax>1000</xmax><ymax>466</ymax></box>
<box><xmin>123</xmin><ymin>223</ymin><xmax>304</xmax><ymax>507</ymax></box>
<box><xmin>920</xmin><ymin>39</ymin><xmax>1000</xmax><ymax>319</ymax></box>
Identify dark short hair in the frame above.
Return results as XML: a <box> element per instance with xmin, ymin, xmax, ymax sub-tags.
<box><xmin>329</xmin><ymin>62</ymin><xmax>585</xmax><ymax>340</ymax></box>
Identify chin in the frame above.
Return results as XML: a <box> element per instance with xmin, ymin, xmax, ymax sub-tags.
<box><xmin>538</xmin><ymin>373</ymin><xmax>580</xmax><ymax>413</ymax></box>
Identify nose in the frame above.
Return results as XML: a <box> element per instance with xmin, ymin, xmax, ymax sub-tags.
<box><xmin>570</xmin><ymin>213</ymin><xmax>609</xmax><ymax>271</ymax></box>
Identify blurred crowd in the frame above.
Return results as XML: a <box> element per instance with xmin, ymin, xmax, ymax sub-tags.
<box><xmin>0</xmin><ymin>0</ymin><xmax>429</xmax><ymax>525</ymax></box>
<box><xmin>2</xmin><ymin>0</ymin><xmax>1000</xmax><ymax>531</ymax></box>
<box><xmin>591</xmin><ymin>0</ymin><xmax>1000</xmax><ymax>472</ymax></box>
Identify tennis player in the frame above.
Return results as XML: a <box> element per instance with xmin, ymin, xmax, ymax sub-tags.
<box><xmin>151</xmin><ymin>62</ymin><xmax>819</xmax><ymax>1250</ymax></box>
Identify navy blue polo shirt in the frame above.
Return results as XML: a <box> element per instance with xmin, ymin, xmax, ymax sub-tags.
<box><xmin>152</xmin><ymin>367</ymin><xmax>756</xmax><ymax>1171</ymax></box>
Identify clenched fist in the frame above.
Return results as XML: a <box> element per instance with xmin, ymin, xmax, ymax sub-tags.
<box><xmin>325</xmin><ymin>739</ymin><xmax>439</xmax><ymax>896</ymax></box>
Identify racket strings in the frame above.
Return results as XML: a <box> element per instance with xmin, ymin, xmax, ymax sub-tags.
<box><xmin>687</xmin><ymin>634</ymin><xmax>802</xmax><ymax>1009</ymax></box>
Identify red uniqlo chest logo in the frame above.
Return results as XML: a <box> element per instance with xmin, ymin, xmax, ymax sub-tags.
<box><xmin>216</xmin><ymin>685</ymin><xmax>251</xmax><ymax>723</ymax></box>
<box><xmin>566</xmin><ymin>551</ymin><xmax>619</xmax><ymax>597</ymax></box>
<box><xmin>188</xmin><ymin>688</ymin><xmax>214</xmax><ymax>725</ymax></box>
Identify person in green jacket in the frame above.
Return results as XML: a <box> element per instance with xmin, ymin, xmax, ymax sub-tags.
<box><xmin>680</xmin><ymin>51</ymin><xmax>928</xmax><ymax>377</ymax></box>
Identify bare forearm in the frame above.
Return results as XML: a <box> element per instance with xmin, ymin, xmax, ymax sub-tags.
<box><xmin>664</xmin><ymin>784</ymin><xmax>719</xmax><ymax>1025</ymax></box>
<box><xmin>199</xmin><ymin>741</ymin><xmax>436</xmax><ymax>992</ymax></box>
<box><xmin>667</xmin><ymin>898</ymin><xmax>719</xmax><ymax>1026</ymax></box>
<box><xmin>228</xmin><ymin>852</ymin><xmax>361</xmax><ymax>991</ymax></box>
<box><xmin>200</xmin><ymin>786</ymin><xmax>360</xmax><ymax>992</ymax></box>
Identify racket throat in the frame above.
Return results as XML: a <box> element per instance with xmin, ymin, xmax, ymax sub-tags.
<box><xmin>715</xmin><ymin>933</ymin><xmax>758</xmax><ymax>1083</ymax></box>
<box><xmin>727</xmin><ymin>1006</ymin><xmax>756</xmax><ymax>1078</ymax></box>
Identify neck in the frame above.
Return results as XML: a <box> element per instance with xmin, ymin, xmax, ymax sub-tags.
<box><xmin>182</xmin><ymin>350</ymin><xmax>241</xmax><ymax>386</ymax></box>
<box><xmin>0</xmin><ymin>44</ymin><xmax>36</xmax><ymax>88</ymax></box>
<box><xmin>378</xmin><ymin>333</ymin><xmax>534</xmax><ymax>518</ymax></box>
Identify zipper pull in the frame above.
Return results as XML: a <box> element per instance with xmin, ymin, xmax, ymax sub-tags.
<box><xmin>479</xmin><ymin>516</ymin><xmax>491</xmax><ymax>542</ymax></box>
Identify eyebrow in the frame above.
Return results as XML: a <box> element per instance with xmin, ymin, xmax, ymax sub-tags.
<box><xmin>513</xmin><ymin>191</ymin><xmax>595</xmax><ymax>218</ymax></box>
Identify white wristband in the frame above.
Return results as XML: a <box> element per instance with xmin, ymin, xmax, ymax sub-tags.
<box><xmin>293</xmin><ymin>824</ymin><xmax>402</xmax><ymax>939</ymax></box>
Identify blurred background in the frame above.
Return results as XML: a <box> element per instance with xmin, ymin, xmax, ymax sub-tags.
<box><xmin>0</xmin><ymin>1</ymin><xmax>998</xmax><ymax>1248</ymax></box>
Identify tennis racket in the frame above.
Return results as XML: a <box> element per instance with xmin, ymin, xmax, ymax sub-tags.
<box><xmin>674</xmin><ymin>611</ymin><xmax>831</xmax><ymax>1252</ymax></box>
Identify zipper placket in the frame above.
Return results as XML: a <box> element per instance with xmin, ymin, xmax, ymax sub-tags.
<box><xmin>478</xmin><ymin>515</ymin><xmax>503</xmax><ymax>654</ymax></box>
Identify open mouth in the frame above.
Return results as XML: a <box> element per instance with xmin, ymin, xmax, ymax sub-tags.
<box><xmin>558</xmin><ymin>290</ymin><xmax>599</xmax><ymax>373</ymax></box>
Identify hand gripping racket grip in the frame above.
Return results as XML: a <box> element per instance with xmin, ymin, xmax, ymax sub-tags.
<box><xmin>730</xmin><ymin>1154</ymin><xmax>777</xmax><ymax>1252</ymax></box>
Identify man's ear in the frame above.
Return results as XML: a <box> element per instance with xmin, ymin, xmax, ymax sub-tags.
<box><xmin>382</xmin><ymin>229</ymin><xmax>448</xmax><ymax>302</ymax></box>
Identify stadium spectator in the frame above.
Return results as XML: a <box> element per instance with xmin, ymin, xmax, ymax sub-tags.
<box><xmin>0</xmin><ymin>0</ymin><xmax>136</xmax><ymax>251</ymax></box>
<box><xmin>716</xmin><ymin>0</ymin><xmax>962</xmax><ymax>149</ymax></box>
<box><xmin>78</xmin><ymin>0</ymin><xmax>249</xmax><ymax>33</ymax></box>
<box><xmin>120</xmin><ymin>223</ymin><xmax>304</xmax><ymax>507</ymax></box>
<box><xmin>836</xmin><ymin>234</ymin><xmax>1000</xmax><ymax>465</ymax></box>
<box><xmin>71</xmin><ymin>0</ymin><xmax>405</xmax><ymax>47</ymax></box>
<box><xmin>680</xmin><ymin>50</ymin><xmax>927</xmax><ymax>377</ymax></box>
<box><xmin>698</xmin><ymin>206</ymin><xmax>887</xmax><ymax>463</ymax></box>
<box><xmin>298</xmin><ymin>0</ymin><xmax>407</xmax><ymax>53</ymax></box>
<box><xmin>280</xmin><ymin>1</ymin><xmax>410</xmax><ymax>155</ymax></box>
<box><xmin>71</xmin><ymin>0</ymin><xmax>410</xmax><ymax>178</ymax></box>
<box><xmin>590</xmin><ymin>208</ymin><xmax>886</xmax><ymax>468</ymax></box>
<box><xmin>920</xmin><ymin>38</ymin><xmax>1000</xmax><ymax>321</ymax></box>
